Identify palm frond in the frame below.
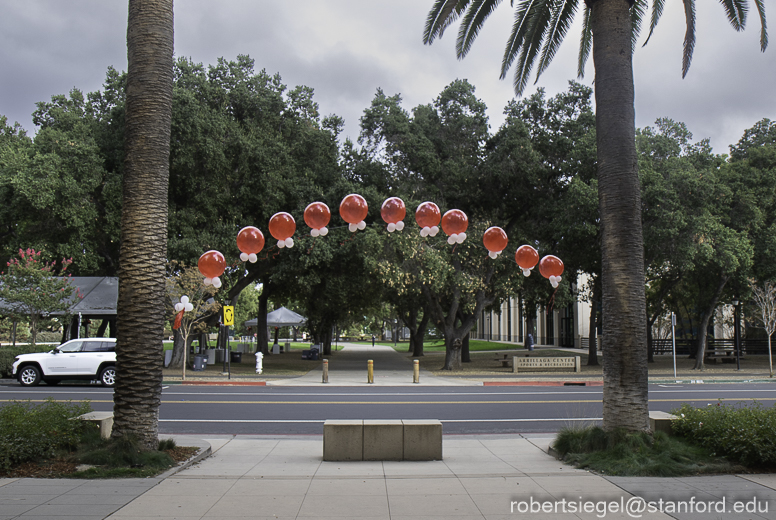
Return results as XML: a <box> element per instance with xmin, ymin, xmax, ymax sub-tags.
<box><xmin>424</xmin><ymin>0</ymin><xmax>470</xmax><ymax>44</ymax></box>
<box><xmin>500</xmin><ymin>0</ymin><xmax>541</xmax><ymax>80</ymax></box>
<box><xmin>681</xmin><ymin>0</ymin><xmax>696</xmax><ymax>78</ymax></box>
<box><xmin>536</xmin><ymin>0</ymin><xmax>579</xmax><ymax>79</ymax></box>
<box><xmin>457</xmin><ymin>0</ymin><xmax>504</xmax><ymax>58</ymax></box>
<box><xmin>513</xmin><ymin>0</ymin><xmax>555</xmax><ymax>94</ymax></box>
<box><xmin>642</xmin><ymin>0</ymin><xmax>665</xmax><ymax>47</ymax></box>
<box><xmin>631</xmin><ymin>0</ymin><xmax>648</xmax><ymax>52</ymax></box>
<box><xmin>577</xmin><ymin>5</ymin><xmax>592</xmax><ymax>78</ymax></box>
<box><xmin>753</xmin><ymin>0</ymin><xmax>769</xmax><ymax>51</ymax></box>
<box><xmin>718</xmin><ymin>0</ymin><xmax>747</xmax><ymax>31</ymax></box>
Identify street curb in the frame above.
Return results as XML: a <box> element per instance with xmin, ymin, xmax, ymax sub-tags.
<box><xmin>483</xmin><ymin>381</ymin><xmax>604</xmax><ymax>386</ymax></box>
<box><xmin>163</xmin><ymin>381</ymin><xmax>267</xmax><ymax>386</ymax></box>
<box><xmin>156</xmin><ymin>438</ymin><xmax>212</xmax><ymax>479</ymax></box>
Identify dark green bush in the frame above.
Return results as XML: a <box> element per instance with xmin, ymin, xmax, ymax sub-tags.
<box><xmin>552</xmin><ymin>426</ymin><xmax>735</xmax><ymax>476</ymax></box>
<box><xmin>672</xmin><ymin>401</ymin><xmax>776</xmax><ymax>467</ymax></box>
<box><xmin>0</xmin><ymin>398</ymin><xmax>92</xmax><ymax>470</ymax></box>
<box><xmin>0</xmin><ymin>344</ymin><xmax>54</xmax><ymax>378</ymax></box>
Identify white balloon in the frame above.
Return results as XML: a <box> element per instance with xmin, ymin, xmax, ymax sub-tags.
<box><xmin>285</xmin><ymin>237</ymin><xmax>294</xmax><ymax>248</ymax></box>
<box><xmin>240</xmin><ymin>252</ymin><xmax>249</xmax><ymax>262</ymax></box>
<box><xmin>387</xmin><ymin>223</ymin><xmax>396</xmax><ymax>232</ymax></box>
<box><xmin>349</xmin><ymin>223</ymin><xmax>358</xmax><ymax>232</ymax></box>
<box><xmin>396</xmin><ymin>221</ymin><xmax>405</xmax><ymax>231</ymax></box>
<box><xmin>358</xmin><ymin>220</ymin><xmax>366</xmax><ymax>230</ymax></box>
<box><xmin>277</xmin><ymin>239</ymin><xmax>285</xmax><ymax>248</ymax></box>
<box><xmin>248</xmin><ymin>253</ymin><xmax>257</xmax><ymax>263</ymax></box>
<box><xmin>184</xmin><ymin>303</ymin><xmax>194</xmax><ymax>312</ymax></box>
<box><xmin>174</xmin><ymin>303</ymin><xmax>184</xmax><ymax>312</ymax></box>
<box><xmin>456</xmin><ymin>233</ymin><xmax>466</xmax><ymax>244</ymax></box>
<box><xmin>489</xmin><ymin>251</ymin><xmax>498</xmax><ymax>259</ymax></box>
<box><xmin>213</xmin><ymin>277</ymin><xmax>222</xmax><ymax>288</ymax></box>
<box><xmin>420</xmin><ymin>227</ymin><xmax>429</xmax><ymax>237</ymax></box>
<box><xmin>320</xmin><ymin>227</ymin><xmax>329</xmax><ymax>236</ymax></box>
<box><xmin>203</xmin><ymin>277</ymin><xmax>213</xmax><ymax>286</ymax></box>
<box><xmin>522</xmin><ymin>268</ymin><xmax>531</xmax><ymax>277</ymax></box>
<box><xmin>448</xmin><ymin>235</ymin><xmax>456</xmax><ymax>245</ymax></box>
<box><xmin>430</xmin><ymin>226</ymin><xmax>439</xmax><ymax>236</ymax></box>
<box><xmin>180</xmin><ymin>295</ymin><xmax>189</xmax><ymax>304</ymax></box>
<box><xmin>556</xmin><ymin>276</ymin><xmax>562</xmax><ymax>284</ymax></box>
<box><xmin>551</xmin><ymin>280</ymin><xmax>559</xmax><ymax>288</ymax></box>
<box><xmin>311</xmin><ymin>228</ymin><xmax>320</xmax><ymax>237</ymax></box>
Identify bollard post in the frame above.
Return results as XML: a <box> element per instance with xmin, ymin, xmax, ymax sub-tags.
<box><xmin>413</xmin><ymin>359</ymin><xmax>420</xmax><ymax>383</ymax></box>
<box><xmin>322</xmin><ymin>359</ymin><xmax>329</xmax><ymax>383</ymax></box>
<box><xmin>367</xmin><ymin>359</ymin><xmax>374</xmax><ymax>384</ymax></box>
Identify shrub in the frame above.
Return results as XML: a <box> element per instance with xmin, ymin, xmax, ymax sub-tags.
<box><xmin>0</xmin><ymin>344</ymin><xmax>55</xmax><ymax>378</ymax></box>
<box><xmin>672</xmin><ymin>401</ymin><xmax>776</xmax><ymax>467</ymax></box>
<box><xmin>0</xmin><ymin>398</ymin><xmax>92</xmax><ymax>470</ymax></box>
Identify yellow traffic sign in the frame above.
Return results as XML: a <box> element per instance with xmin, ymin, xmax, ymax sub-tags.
<box><xmin>223</xmin><ymin>306</ymin><xmax>234</xmax><ymax>326</ymax></box>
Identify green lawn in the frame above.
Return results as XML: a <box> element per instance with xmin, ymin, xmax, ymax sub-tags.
<box><xmin>385</xmin><ymin>339</ymin><xmax>526</xmax><ymax>353</ymax></box>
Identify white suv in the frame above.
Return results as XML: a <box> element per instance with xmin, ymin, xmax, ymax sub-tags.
<box><xmin>12</xmin><ymin>338</ymin><xmax>117</xmax><ymax>387</ymax></box>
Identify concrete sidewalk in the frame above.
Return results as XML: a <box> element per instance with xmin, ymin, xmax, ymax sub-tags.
<box><xmin>5</xmin><ymin>434</ymin><xmax>776</xmax><ymax>519</ymax></box>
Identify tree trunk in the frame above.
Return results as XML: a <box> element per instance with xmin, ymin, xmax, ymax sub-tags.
<box><xmin>443</xmin><ymin>337</ymin><xmax>462</xmax><ymax>370</ymax></box>
<box><xmin>112</xmin><ymin>0</ymin><xmax>174</xmax><ymax>450</ymax></box>
<box><xmin>461</xmin><ymin>333</ymin><xmax>471</xmax><ymax>363</ymax></box>
<box><xmin>257</xmin><ymin>283</ymin><xmax>269</xmax><ymax>355</ymax></box>
<box><xmin>693</xmin><ymin>275</ymin><xmax>729</xmax><ymax>370</ymax></box>
<box><xmin>411</xmin><ymin>312</ymin><xmax>430</xmax><ymax>357</ymax></box>
<box><xmin>96</xmin><ymin>319</ymin><xmax>109</xmax><ymax>337</ymax></box>
<box><xmin>168</xmin><ymin>328</ymin><xmax>185</xmax><ymax>369</ymax></box>
<box><xmin>591</xmin><ymin>0</ymin><xmax>649</xmax><ymax>432</ymax></box>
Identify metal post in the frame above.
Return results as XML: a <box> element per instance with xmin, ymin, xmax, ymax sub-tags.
<box><xmin>671</xmin><ymin>312</ymin><xmax>677</xmax><ymax>380</ymax></box>
<box><xmin>322</xmin><ymin>359</ymin><xmax>329</xmax><ymax>383</ymax></box>
<box><xmin>367</xmin><ymin>359</ymin><xmax>374</xmax><ymax>384</ymax></box>
<box><xmin>413</xmin><ymin>359</ymin><xmax>420</xmax><ymax>383</ymax></box>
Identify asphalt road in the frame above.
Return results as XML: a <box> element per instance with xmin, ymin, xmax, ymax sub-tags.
<box><xmin>3</xmin><ymin>381</ymin><xmax>776</xmax><ymax>435</ymax></box>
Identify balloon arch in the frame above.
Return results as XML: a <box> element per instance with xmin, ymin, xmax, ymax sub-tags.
<box><xmin>197</xmin><ymin>194</ymin><xmax>564</xmax><ymax>289</ymax></box>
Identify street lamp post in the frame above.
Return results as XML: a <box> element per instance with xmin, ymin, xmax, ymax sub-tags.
<box><xmin>733</xmin><ymin>300</ymin><xmax>741</xmax><ymax>371</ymax></box>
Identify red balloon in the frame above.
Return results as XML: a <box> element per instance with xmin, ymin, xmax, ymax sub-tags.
<box><xmin>381</xmin><ymin>197</ymin><xmax>406</xmax><ymax>224</ymax></box>
<box><xmin>268</xmin><ymin>212</ymin><xmax>296</xmax><ymax>241</ymax></box>
<box><xmin>515</xmin><ymin>245</ymin><xmax>539</xmax><ymax>270</ymax></box>
<box><xmin>441</xmin><ymin>209</ymin><xmax>468</xmax><ymax>235</ymax></box>
<box><xmin>339</xmin><ymin>194</ymin><xmax>368</xmax><ymax>224</ymax></box>
<box><xmin>483</xmin><ymin>226</ymin><xmax>508</xmax><ymax>253</ymax></box>
<box><xmin>236</xmin><ymin>226</ymin><xmax>265</xmax><ymax>255</ymax></box>
<box><xmin>198</xmin><ymin>250</ymin><xmax>226</xmax><ymax>279</ymax></box>
<box><xmin>304</xmin><ymin>202</ymin><xmax>331</xmax><ymax>230</ymax></box>
<box><xmin>539</xmin><ymin>255</ymin><xmax>564</xmax><ymax>279</ymax></box>
<box><xmin>415</xmin><ymin>202</ymin><xmax>441</xmax><ymax>228</ymax></box>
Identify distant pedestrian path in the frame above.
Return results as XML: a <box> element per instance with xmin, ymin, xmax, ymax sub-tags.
<box><xmin>268</xmin><ymin>343</ymin><xmax>479</xmax><ymax>386</ymax></box>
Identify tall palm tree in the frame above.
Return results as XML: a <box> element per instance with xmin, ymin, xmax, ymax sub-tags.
<box><xmin>112</xmin><ymin>0</ymin><xmax>174</xmax><ymax>449</ymax></box>
<box><xmin>424</xmin><ymin>0</ymin><xmax>767</xmax><ymax>432</ymax></box>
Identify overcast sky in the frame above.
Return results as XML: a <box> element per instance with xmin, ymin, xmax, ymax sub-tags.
<box><xmin>1</xmin><ymin>1</ymin><xmax>773</xmax><ymax>154</ymax></box>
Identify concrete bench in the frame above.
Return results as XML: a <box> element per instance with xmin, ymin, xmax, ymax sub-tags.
<box><xmin>705</xmin><ymin>347</ymin><xmax>742</xmax><ymax>363</ymax></box>
<box><xmin>77</xmin><ymin>412</ymin><xmax>114</xmax><ymax>439</ymax></box>
<box><xmin>649</xmin><ymin>411</ymin><xmax>678</xmax><ymax>435</ymax></box>
<box><xmin>512</xmin><ymin>356</ymin><xmax>581</xmax><ymax>373</ymax></box>
<box><xmin>323</xmin><ymin>419</ymin><xmax>442</xmax><ymax>461</ymax></box>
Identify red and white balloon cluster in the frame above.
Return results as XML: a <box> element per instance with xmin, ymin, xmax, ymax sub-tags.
<box><xmin>172</xmin><ymin>295</ymin><xmax>194</xmax><ymax>330</ymax></box>
<box><xmin>197</xmin><ymin>193</ymin><xmax>565</xmax><ymax>289</ymax></box>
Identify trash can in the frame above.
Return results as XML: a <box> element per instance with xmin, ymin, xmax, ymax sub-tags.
<box><xmin>310</xmin><ymin>350</ymin><xmax>319</xmax><ymax>361</ymax></box>
<box><xmin>230</xmin><ymin>351</ymin><xmax>242</xmax><ymax>363</ymax></box>
<box><xmin>284</xmin><ymin>342</ymin><xmax>290</xmax><ymax>354</ymax></box>
<box><xmin>192</xmin><ymin>354</ymin><xmax>207</xmax><ymax>371</ymax></box>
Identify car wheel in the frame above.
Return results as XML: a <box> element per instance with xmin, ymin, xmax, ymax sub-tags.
<box><xmin>99</xmin><ymin>366</ymin><xmax>116</xmax><ymax>387</ymax></box>
<box><xmin>18</xmin><ymin>365</ymin><xmax>42</xmax><ymax>386</ymax></box>
<box><xmin>44</xmin><ymin>379</ymin><xmax>61</xmax><ymax>385</ymax></box>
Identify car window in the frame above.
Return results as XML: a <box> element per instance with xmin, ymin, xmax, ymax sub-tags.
<box><xmin>101</xmin><ymin>341</ymin><xmax>116</xmax><ymax>352</ymax></box>
<box><xmin>58</xmin><ymin>341</ymin><xmax>83</xmax><ymax>353</ymax></box>
<box><xmin>83</xmin><ymin>341</ymin><xmax>105</xmax><ymax>352</ymax></box>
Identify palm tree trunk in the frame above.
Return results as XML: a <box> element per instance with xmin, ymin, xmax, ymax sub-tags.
<box><xmin>590</xmin><ymin>0</ymin><xmax>649</xmax><ymax>432</ymax></box>
<box><xmin>112</xmin><ymin>0</ymin><xmax>174</xmax><ymax>450</ymax></box>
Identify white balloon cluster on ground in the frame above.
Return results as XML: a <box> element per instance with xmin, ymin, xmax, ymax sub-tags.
<box><xmin>239</xmin><ymin>252</ymin><xmax>258</xmax><ymax>263</ymax></box>
<box><xmin>203</xmin><ymin>277</ymin><xmax>222</xmax><ymax>288</ymax></box>
<box><xmin>549</xmin><ymin>275</ymin><xmax>562</xmax><ymax>288</ymax></box>
<box><xmin>386</xmin><ymin>221</ymin><xmax>405</xmax><ymax>233</ymax></box>
<box><xmin>446</xmin><ymin>232</ymin><xmax>467</xmax><ymax>245</ymax></box>
<box><xmin>420</xmin><ymin>226</ymin><xmax>440</xmax><ymax>237</ymax></box>
<box><xmin>277</xmin><ymin>238</ymin><xmax>295</xmax><ymax>248</ymax></box>
<box><xmin>348</xmin><ymin>221</ymin><xmax>367</xmax><ymax>232</ymax></box>
<box><xmin>310</xmin><ymin>227</ymin><xmax>329</xmax><ymax>237</ymax></box>
<box><xmin>174</xmin><ymin>295</ymin><xmax>194</xmax><ymax>313</ymax></box>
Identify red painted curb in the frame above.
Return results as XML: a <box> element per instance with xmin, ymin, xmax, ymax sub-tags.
<box><xmin>483</xmin><ymin>381</ymin><xmax>604</xmax><ymax>387</ymax></box>
<box><xmin>180</xmin><ymin>381</ymin><xmax>267</xmax><ymax>386</ymax></box>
